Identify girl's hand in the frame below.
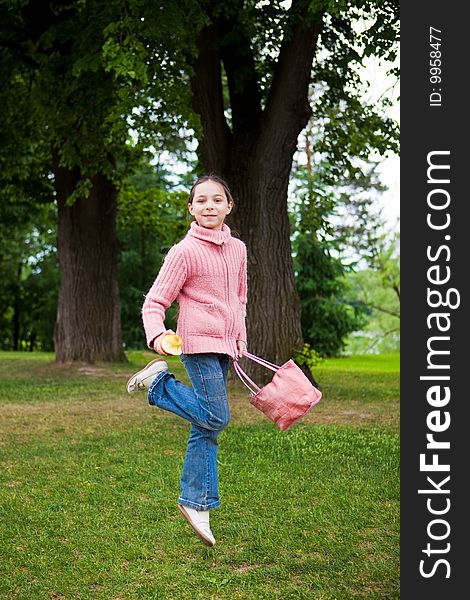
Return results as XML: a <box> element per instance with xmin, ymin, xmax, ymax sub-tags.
<box><xmin>153</xmin><ymin>330</ymin><xmax>175</xmax><ymax>356</ymax></box>
<box><xmin>236</xmin><ymin>340</ymin><xmax>247</xmax><ymax>358</ymax></box>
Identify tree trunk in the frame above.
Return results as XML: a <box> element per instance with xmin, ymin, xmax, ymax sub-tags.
<box><xmin>225</xmin><ymin>161</ymin><xmax>303</xmax><ymax>384</ymax></box>
<box><xmin>53</xmin><ymin>162</ymin><xmax>126</xmax><ymax>363</ymax></box>
<box><xmin>191</xmin><ymin>4</ymin><xmax>322</xmax><ymax>384</ymax></box>
<box><xmin>12</xmin><ymin>263</ymin><xmax>21</xmax><ymax>352</ymax></box>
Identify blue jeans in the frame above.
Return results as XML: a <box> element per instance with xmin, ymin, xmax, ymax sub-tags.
<box><xmin>147</xmin><ymin>353</ymin><xmax>230</xmax><ymax>510</ymax></box>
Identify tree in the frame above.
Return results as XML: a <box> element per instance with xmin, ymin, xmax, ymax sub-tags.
<box><xmin>344</xmin><ymin>232</ymin><xmax>400</xmax><ymax>353</ymax></box>
<box><xmin>187</xmin><ymin>0</ymin><xmax>399</xmax><ymax>380</ymax></box>
<box><xmin>289</xmin><ymin>131</ymin><xmax>389</xmax><ymax>356</ymax></box>
<box><xmin>0</xmin><ymin>0</ymin><xmax>196</xmax><ymax>362</ymax></box>
<box><xmin>0</xmin><ymin>200</ymin><xmax>58</xmax><ymax>351</ymax></box>
<box><xmin>1</xmin><ymin>0</ymin><xmax>399</xmax><ymax>374</ymax></box>
<box><xmin>1</xmin><ymin>1</ymin><xmax>128</xmax><ymax>361</ymax></box>
<box><xmin>295</xmin><ymin>236</ymin><xmax>368</xmax><ymax>357</ymax></box>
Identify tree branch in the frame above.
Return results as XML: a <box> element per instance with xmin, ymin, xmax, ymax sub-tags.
<box><xmin>190</xmin><ymin>22</ymin><xmax>232</xmax><ymax>174</ymax></box>
<box><xmin>217</xmin><ymin>10</ymin><xmax>263</xmax><ymax>138</ymax></box>
<box><xmin>365</xmin><ymin>327</ymin><xmax>400</xmax><ymax>353</ymax></box>
<box><xmin>262</xmin><ymin>1</ymin><xmax>323</xmax><ymax>159</ymax></box>
<box><xmin>367</xmin><ymin>304</ymin><xmax>400</xmax><ymax>318</ymax></box>
<box><xmin>392</xmin><ymin>284</ymin><xmax>400</xmax><ymax>301</ymax></box>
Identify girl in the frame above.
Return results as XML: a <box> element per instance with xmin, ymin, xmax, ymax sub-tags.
<box><xmin>126</xmin><ymin>175</ymin><xmax>247</xmax><ymax>547</ymax></box>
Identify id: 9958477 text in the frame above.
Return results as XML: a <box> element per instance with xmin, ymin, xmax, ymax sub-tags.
<box><xmin>429</xmin><ymin>26</ymin><xmax>442</xmax><ymax>107</ymax></box>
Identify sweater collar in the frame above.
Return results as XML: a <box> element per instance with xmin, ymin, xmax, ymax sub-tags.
<box><xmin>187</xmin><ymin>221</ymin><xmax>232</xmax><ymax>245</ymax></box>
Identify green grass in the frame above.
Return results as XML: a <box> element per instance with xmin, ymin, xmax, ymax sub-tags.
<box><xmin>0</xmin><ymin>351</ymin><xmax>399</xmax><ymax>599</ymax></box>
<box><xmin>317</xmin><ymin>353</ymin><xmax>399</xmax><ymax>372</ymax></box>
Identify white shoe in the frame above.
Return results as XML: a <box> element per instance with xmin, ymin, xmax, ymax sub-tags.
<box><xmin>126</xmin><ymin>358</ymin><xmax>168</xmax><ymax>394</ymax></box>
<box><xmin>178</xmin><ymin>504</ymin><xmax>216</xmax><ymax>547</ymax></box>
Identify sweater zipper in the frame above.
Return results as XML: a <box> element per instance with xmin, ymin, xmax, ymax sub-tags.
<box><xmin>221</xmin><ymin>242</ymin><xmax>235</xmax><ymax>342</ymax></box>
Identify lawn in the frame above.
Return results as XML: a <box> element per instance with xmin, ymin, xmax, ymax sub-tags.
<box><xmin>0</xmin><ymin>351</ymin><xmax>399</xmax><ymax>599</ymax></box>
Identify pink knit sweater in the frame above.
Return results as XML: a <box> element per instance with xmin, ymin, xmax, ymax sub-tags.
<box><xmin>142</xmin><ymin>222</ymin><xmax>247</xmax><ymax>357</ymax></box>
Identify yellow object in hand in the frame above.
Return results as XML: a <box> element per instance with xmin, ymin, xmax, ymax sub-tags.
<box><xmin>161</xmin><ymin>333</ymin><xmax>184</xmax><ymax>355</ymax></box>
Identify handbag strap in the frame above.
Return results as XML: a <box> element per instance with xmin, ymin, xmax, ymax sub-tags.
<box><xmin>241</xmin><ymin>351</ymin><xmax>280</xmax><ymax>372</ymax></box>
<box><xmin>232</xmin><ymin>360</ymin><xmax>260</xmax><ymax>395</ymax></box>
<box><xmin>232</xmin><ymin>351</ymin><xmax>281</xmax><ymax>394</ymax></box>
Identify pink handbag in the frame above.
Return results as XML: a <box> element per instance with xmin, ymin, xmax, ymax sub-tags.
<box><xmin>233</xmin><ymin>351</ymin><xmax>322</xmax><ymax>431</ymax></box>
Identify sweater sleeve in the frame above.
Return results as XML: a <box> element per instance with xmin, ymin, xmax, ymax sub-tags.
<box><xmin>142</xmin><ymin>245</ymin><xmax>187</xmax><ymax>349</ymax></box>
<box><xmin>237</xmin><ymin>244</ymin><xmax>248</xmax><ymax>344</ymax></box>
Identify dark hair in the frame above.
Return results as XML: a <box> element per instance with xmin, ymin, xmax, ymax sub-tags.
<box><xmin>188</xmin><ymin>174</ymin><xmax>235</xmax><ymax>206</ymax></box>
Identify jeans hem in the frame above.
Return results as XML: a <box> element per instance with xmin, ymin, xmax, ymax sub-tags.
<box><xmin>147</xmin><ymin>369</ymin><xmax>171</xmax><ymax>405</ymax></box>
<box><xmin>178</xmin><ymin>497</ymin><xmax>220</xmax><ymax>511</ymax></box>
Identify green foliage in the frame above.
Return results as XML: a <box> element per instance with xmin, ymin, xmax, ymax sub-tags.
<box><xmin>117</xmin><ymin>163</ymin><xmax>190</xmax><ymax>348</ymax></box>
<box><xmin>0</xmin><ymin>158</ymin><xmax>191</xmax><ymax>352</ymax></box>
<box><xmin>0</xmin><ymin>0</ymin><xmax>399</xmax><ymax>360</ymax></box>
<box><xmin>329</xmin><ymin>165</ymin><xmax>388</xmax><ymax>262</ymax></box>
<box><xmin>310</xmin><ymin>1</ymin><xmax>399</xmax><ymax>181</ymax></box>
<box><xmin>290</xmin><ymin>161</ymin><xmax>384</xmax><ymax>357</ymax></box>
<box><xmin>294</xmin><ymin>234</ymin><xmax>368</xmax><ymax>357</ymax></box>
<box><xmin>344</xmin><ymin>233</ymin><xmax>400</xmax><ymax>354</ymax></box>
<box><xmin>0</xmin><ymin>201</ymin><xmax>58</xmax><ymax>351</ymax></box>
<box><xmin>290</xmin><ymin>111</ymin><xmax>396</xmax><ymax>356</ymax></box>
<box><xmin>293</xmin><ymin>342</ymin><xmax>324</xmax><ymax>371</ymax></box>
<box><xmin>203</xmin><ymin>0</ymin><xmax>399</xmax><ymax>177</ymax></box>
<box><xmin>118</xmin><ymin>184</ymin><xmax>189</xmax><ymax>241</ymax></box>
<box><xmin>0</xmin><ymin>1</ymin><xmax>202</xmax><ymax>354</ymax></box>
<box><xmin>0</xmin><ymin>0</ymin><xmax>201</xmax><ymax>202</ymax></box>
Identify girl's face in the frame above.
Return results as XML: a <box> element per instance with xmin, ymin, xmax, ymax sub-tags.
<box><xmin>188</xmin><ymin>180</ymin><xmax>233</xmax><ymax>230</ymax></box>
